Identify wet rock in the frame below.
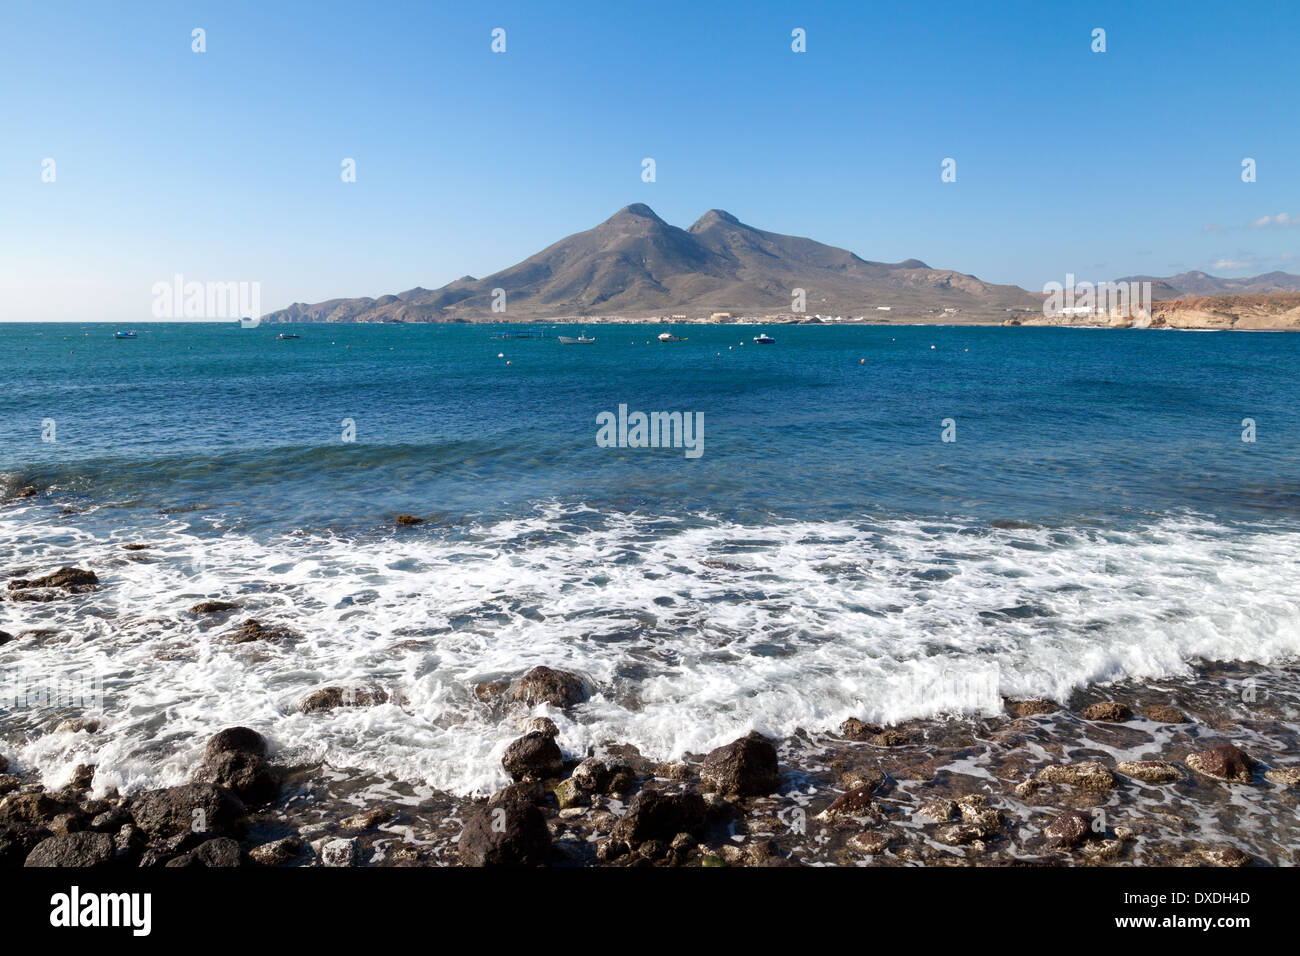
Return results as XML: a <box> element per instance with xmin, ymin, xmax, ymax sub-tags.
<box><xmin>89</xmin><ymin>807</ymin><xmax>131</xmax><ymax>833</ymax></box>
<box><xmin>1036</xmin><ymin>760</ymin><xmax>1117</xmax><ymax>790</ymax></box>
<box><xmin>1186</xmin><ymin>744</ymin><xmax>1254</xmax><ymax>783</ymax></box>
<box><xmin>1265</xmin><ymin>766</ymin><xmax>1300</xmax><ymax>787</ymax></box>
<box><xmin>1193</xmin><ymin>846</ymin><xmax>1249</xmax><ymax>867</ymax></box>
<box><xmin>1143</xmin><ymin>705</ymin><xmax>1189</xmax><ymax>723</ymax></box>
<box><xmin>458</xmin><ymin>783</ymin><xmax>553</xmax><ymax>866</ymax></box>
<box><xmin>1081</xmin><ymin>702</ymin><xmax>1132</xmax><ymax>722</ymax></box>
<box><xmin>520</xmin><ymin>716</ymin><xmax>558</xmax><ymax>738</ymax></box>
<box><xmin>52</xmin><ymin>717</ymin><xmax>100</xmax><ymax>735</ymax></box>
<box><xmin>190</xmin><ymin>600</ymin><xmax>240</xmax><ymax>615</ymax></box>
<box><xmin>701</xmin><ymin>732</ymin><xmax>780</xmax><ymax>797</ymax></box>
<box><xmin>24</xmin><ymin>831</ymin><xmax>113</xmax><ymax>867</ymax></box>
<box><xmin>0</xmin><ymin>792</ymin><xmax>65</xmax><ymax>827</ymax></box>
<box><xmin>918</xmin><ymin>798</ymin><xmax>957</xmax><ymax>823</ymax></box>
<box><xmin>839</xmin><ymin>718</ymin><xmax>882</xmax><ymax>741</ymax></box>
<box><xmin>64</xmin><ymin>764</ymin><xmax>96</xmax><ymax>795</ymax></box>
<box><xmin>872</xmin><ymin>729</ymin><xmax>909</xmax><ymax>747</ymax></box>
<box><xmin>612</xmin><ymin>789</ymin><xmax>707</xmax><ymax>847</ymax></box>
<box><xmin>1117</xmin><ymin>760</ymin><xmax>1181</xmax><ymax>784</ymax></box>
<box><xmin>249</xmin><ymin>836</ymin><xmax>303</xmax><ymax>866</ymax></box>
<box><xmin>0</xmin><ymin>755</ymin><xmax>6</xmax><ymax>773</ymax></box>
<box><xmin>112</xmin><ymin>824</ymin><xmax>144</xmax><ymax>864</ymax></box>
<box><xmin>848</xmin><ymin>831</ymin><xmax>891</xmax><ymax>854</ymax></box>
<box><xmin>226</xmin><ymin>618</ymin><xmax>296</xmax><ymax>644</ymax></box>
<box><xmin>341</xmin><ymin>808</ymin><xmax>389</xmax><ymax>830</ymax></box>
<box><xmin>7</xmin><ymin>567</ymin><xmax>99</xmax><ymax>592</ymax></box>
<box><xmin>1014</xmin><ymin>778</ymin><xmax>1045</xmax><ymax>798</ymax></box>
<box><xmin>0</xmin><ymin>824</ymin><xmax>51</xmax><ymax>866</ymax></box>
<box><xmin>502</xmin><ymin>732</ymin><xmax>564</xmax><ymax>781</ymax></box>
<box><xmin>193</xmin><ymin>750</ymin><xmax>278</xmax><ymax>805</ymax></box>
<box><xmin>508</xmin><ymin>666</ymin><xmax>589</xmax><ymax>709</ymax></box>
<box><xmin>818</xmin><ymin>785</ymin><xmax>880</xmax><ymax>822</ymax></box>
<box><xmin>138</xmin><ymin>830</ymin><xmax>208</xmax><ymax>868</ymax></box>
<box><xmin>318</xmin><ymin>837</ymin><xmax>360</xmax><ymax>867</ymax></box>
<box><xmin>166</xmin><ymin>837</ymin><xmax>244</xmax><ymax>867</ymax></box>
<box><xmin>1006</xmin><ymin>698</ymin><xmax>1060</xmax><ymax>718</ymax></box>
<box><xmin>204</xmin><ymin>727</ymin><xmax>268</xmax><ymax>761</ymax></box>
<box><xmin>839</xmin><ymin>767</ymin><xmax>885</xmax><ymax>791</ymax></box>
<box><xmin>298</xmin><ymin>685</ymin><xmax>389</xmax><ymax>713</ymax></box>
<box><xmin>936</xmin><ymin>823</ymin><xmax>990</xmax><ymax>846</ymax></box>
<box><xmin>129</xmin><ymin>783</ymin><xmax>245</xmax><ymax>839</ymax></box>
<box><xmin>395</xmin><ymin>514</ymin><xmax>424</xmax><ymax>526</ymax></box>
<box><xmin>121</xmin><ymin>543</ymin><xmax>151</xmax><ymax>551</ymax></box>
<box><xmin>0</xmin><ymin>775</ymin><xmax>19</xmax><ymax>796</ymax></box>
<box><xmin>0</xmin><ymin>631</ymin><xmax>12</xmax><ymax>646</ymax></box>
<box><xmin>1045</xmin><ymin>809</ymin><xmax>1095</xmax><ymax>848</ymax></box>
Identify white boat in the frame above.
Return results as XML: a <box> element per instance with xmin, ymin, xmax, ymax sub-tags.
<box><xmin>558</xmin><ymin>333</ymin><xmax>595</xmax><ymax>345</ymax></box>
<box><xmin>658</xmin><ymin>332</ymin><xmax>687</xmax><ymax>342</ymax></box>
<box><xmin>114</xmin><ymin>331</ymin><xmax>138</xmax><ymax>339</ymax></box>
<box><xmin>753</xmin><ymin>333</ymin><xmax>775</xmax><ymax>344</ymax></box>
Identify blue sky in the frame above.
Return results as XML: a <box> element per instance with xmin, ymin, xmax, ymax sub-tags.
<box><xmin>1</xmin><ymin>0</ymin><xmax>1297</xmax><ymax>322</ymax></box>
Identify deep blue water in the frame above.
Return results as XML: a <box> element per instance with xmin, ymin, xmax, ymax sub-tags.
<box><xmin>2</xmin><ymin>322</ymin><xmax>1297</xmax><ymax>533</ymax></box>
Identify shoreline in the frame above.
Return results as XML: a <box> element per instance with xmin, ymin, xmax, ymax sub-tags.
<box><xmin>4</xmin><ymin>654</ymin><xmax>1297</xmax><ymax>867</ymax></box>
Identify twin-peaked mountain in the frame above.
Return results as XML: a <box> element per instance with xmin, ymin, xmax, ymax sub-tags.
<box><xmin>265</xmin><ymin>204</ymin><xmax>1037</xmax><ymax>322</ymax></box>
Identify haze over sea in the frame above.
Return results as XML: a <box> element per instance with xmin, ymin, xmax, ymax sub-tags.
<box><xmin>3</xmin><ymin>321</ymin><xmax>1299</xmax><ymax>795</ymax></box>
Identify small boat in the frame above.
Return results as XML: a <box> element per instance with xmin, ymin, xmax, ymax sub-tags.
<box><xmin>275</xmin><ymin>332</ymin><xmax>301</xmax><ymax>340</ymax></box>
<box><xmin>658</xmin><ymin>332</ymin><xmax>687</xmax><ymax>343</ymax></box>
<box><xmin>114</xmin><ymin>331</ymin><xmax>138</xmax><ymax>339</ymax></box>
<box><xmin>558</xmin><ymin>333</ymin><xmax>595</xmax><ymax>345</ymax></box>
<box><xmin>753</xmin><ymin>333</ymin><xmax>776</xmax><ymax>344</ymax></box>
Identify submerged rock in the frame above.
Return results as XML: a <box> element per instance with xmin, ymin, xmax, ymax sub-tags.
<box><xmin>458</xmin><ymin>784</ymin><xmax>552</xmax><ymax>866</ymax></box>
<box><xmin>395</xmin><ymin>514</ymin><xmax>425</xmax><ymax>526</ymax></box>
<box><xmin>1036</xmin><ymin>761</ymin><xmax>1117</xmax><ymax>790</ymax></box>
<box><xmin>701</xmin><ymin>732</ymin><xmax>780</xmax><ymax>797</ymax></box>
<box><xmin>839</xmin><ymin>718</ymin><xmax>882</xmax><ymax>741</ymax></box>
<box><xmin>1265</xmin><ymin>766</ymin><xmax>1300</xmax><ymax>787</ymax></box>
<box><xmin>203</xmin><ymin>727</ymin><xmax>267</xmax><ymax>761</ymax></box>
<box><xmin>1143</xmin><ymin>705</ymin><xmax>1190</xmax><ymax>723</ymax></box>
<box><xmin>1186</xmin><ymin>744</ymin><xmax>1255</xmax><ymax>783</ymax></box>
<box><xmin>1117</xmin><ymin>760</ymin><xmax>1181</xmax><ymax>784</ymax></box>
<box><xmin>190</xmin><ymin>600</ymin><xmax>240</xmax><ymax>615</ymax></box>
<box><xmin>226</xmin><ymin>618</ymin><xmax>296</xmax><ymax>644</ymax></box>
<box><xmin>298</xmin><ymin>686</ymin><xmax>389</xmax><ymax>713</ymax></box>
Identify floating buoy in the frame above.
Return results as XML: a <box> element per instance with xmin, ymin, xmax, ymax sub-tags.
<box><xmin>497</xmin><ymin>352</ymin><xmax>504</xmax><ymax>358</ymax></box>
<box><xmin>506</xmin><ymin>360</ymin><xmax>512</xmax><ymax>365</ymax></box>
<box><xmin>860</xmin><ymin>358</ymin><xmax>865</xmax><ymax>364</ymax></box>
<box><xmin>930</xmin><ymin>345</ymin><xmax>936</xmax><ymax>350</ymax></box>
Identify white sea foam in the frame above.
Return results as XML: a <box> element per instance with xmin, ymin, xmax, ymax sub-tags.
<box><xmin>1</xmin><ymin>506</ymin><xmax>1298</xmax><ymax>795</ymax></box>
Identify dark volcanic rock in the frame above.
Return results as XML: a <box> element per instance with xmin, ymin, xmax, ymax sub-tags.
<box><xmin>612</xmin><ymin>788</ymin><xmax>707</xmax><ymax>847</ymax></box>
<box><xmin>1081</xmin><ymin>701</ymin><xmax>1132</xmax><ymax>722</ymax></box>
<box><xmin>8</xmin><ymin>567</ymin><xmax>99</xmax><ymax>591</ymax></box>
<box><xmin>129</xmin><ymin>784</ymin><xmax>245</xmax><ymax>840</ymax></box>
<box><xmin>501</xmin><ymin>732</ymin><xmax>564</xmax><ymax>782</ymax></box>
<box><xmin>204</xmin><ymin>727</ymin><xmax>268</xmax><ymax>761</ymax></box>
<box><xmin>190</xmin><ymin>600</ymin><xmax>240</xmax><ymax>615</ymax></box>
<box><xmin>193</xmin><ymin>750</ymin><xmax>278</xmax><ymax>805</ymax></box>
<box><xmin>1045</xmin><ymin>809</ymin><xmax>1095</xmax><ymax>848</ymax></box>
<box><xmin>298</xmin><ymin>686</ymin><xmax>388</xmax><ymax>713</ymax></box>
<box><xmin>508</xmin><ymin>666</ymin><xmax>589</xmax><ymax>709</ymax></box>
<box><xmin>457</xmin><ymin>784</ymin><xmax>552</xmax><ymax>866</ymax></box>
<box><xmin>701</xmin><ymin>732</ymin><xmax>780</xmax><ymax>797</ymax></box>
<box><xmin>165</xmin><ymin>837</ymin><xmax>244</xmax><ymax>867</ymax></box>
<box><xmin>1187</xmin><ymin>744</ymin><xmax>1255</xmax><ymax>783</ymax></box>
<box><xmin>0</xmin><ymin>631</ymin><xmax>12</xmax><ymax>646</ymax></box>
<box><xmin>24</xmin><ymin>831</ymin><xmax>114</xmax><ymax>867</ymax></box>
<box><xmin>0</xmin><ymin>824</ymin><xmax>52</xmax><ymax>866</ymax></box>
<box><xmin>395</xmin><ymin>514</ymin><xmax>424</xmax><ymax>526</ymax></box>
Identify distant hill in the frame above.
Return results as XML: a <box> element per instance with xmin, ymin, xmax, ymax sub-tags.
<box><xmin>264</xmin><ymin>204</ymin><xmax>1039</xmax><ymax>322</ymax></box>
<box><xmin>1113</xmin><ymin>269</ymin><xmax>1300</xmax><ymax>300</ymax></box>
